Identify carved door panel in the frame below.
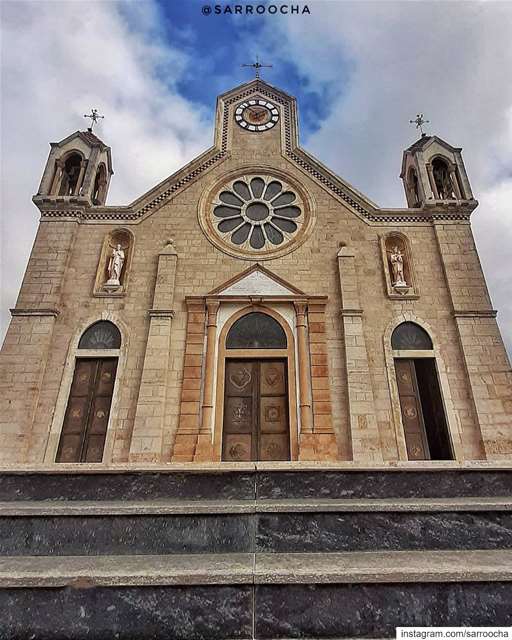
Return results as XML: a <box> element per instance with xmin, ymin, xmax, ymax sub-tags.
<box><xmin>395</xmin><ymin>359</ymin><xmax>430</xmax><ymax>460</ymax></box>
<box><xmin>223</xmin><ymin>361</ymin><xmax>256</xmax><ymax>462</ymax></box>
<box><xmin>222</xmin><ymin>359</ymin><xmax>290</xmax><ymax>462</ymax></box>
<box><xmin>258</xmin><ymin>361</ymin><xmax>289</xmax><ymax>461</ymax></box>
<box><xmin>56</xmin><ymin>358</ymin><xmax>117</xmax><ymax>463</ymax></box>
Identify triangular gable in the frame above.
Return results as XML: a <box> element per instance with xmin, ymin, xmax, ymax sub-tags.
<box><xmin>207</xmin><ymin>264</ymin><xmax>305</xmax><ymax>297</ymax></box>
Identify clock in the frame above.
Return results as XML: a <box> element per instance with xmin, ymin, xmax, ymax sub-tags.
<box><xmin>235</xmin><ymin>100</ymin><xmax>279</xmax><ymax>132</ymax></box>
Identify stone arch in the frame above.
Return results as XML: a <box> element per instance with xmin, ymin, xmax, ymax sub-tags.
<box><xmin>53</xmin><ymin>149</ymin><xmax>86</xmax><ymax>196</ymax></box>
<box><xmin>214</xmin><ymin>304</ymin><xmax>298</xmax><ymax>461</ymax></box>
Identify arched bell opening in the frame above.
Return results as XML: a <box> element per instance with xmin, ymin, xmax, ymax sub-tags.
<box><xmin>56</xmin><ymin>320</ymin><xmax>121</xmax><ymax>463</ymax></box>
<box><xmin>215</xmin><ymin>308</ymin><xmax>298</xmax><ymax>462</ymax></box>
<box><xmin>56</xmin><ymin>151</ymin><xmax>85</xmax><ymax>196</ymax></box>
<box><xmin>391</xmin><ymin>322</ymin><xmax>453</xmax><ymax>461</ymax></box>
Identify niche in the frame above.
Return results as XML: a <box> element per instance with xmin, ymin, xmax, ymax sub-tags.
<box><xmin>94</xmin><ymin>229</ymin><xmax>134</xmax><ymax>296</ymax></box>
<box><xmin>380</xmin><ymin>233</ymin><xmax>418</xmax><ymax>298</ymax></box>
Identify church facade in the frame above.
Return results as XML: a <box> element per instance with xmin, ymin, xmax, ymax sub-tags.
<box><xmin>1</xmin><ymin>79</ymin><xmax>511</xmax><ymax>467</ymax></box>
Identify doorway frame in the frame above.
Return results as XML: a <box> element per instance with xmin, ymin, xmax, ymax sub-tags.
<box><xmin>214</xmin><ymin>305</ymin><xmax>299</xmax><ymax>461</ymax></box>
<box><xmin>383</xmin><ymin>312</ymin><xmax>463</xmax><ymax>462</ymax></box>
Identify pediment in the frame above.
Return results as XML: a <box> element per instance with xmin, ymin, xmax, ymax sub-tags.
<box><xmin>208</xmin><ymin>264</ymin><xmax>305</xmax><ymax>297</ymax></box>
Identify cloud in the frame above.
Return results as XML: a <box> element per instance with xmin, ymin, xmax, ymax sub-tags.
<box><xmin>263</xmin><ymin>0</ymin><xmax>512</xmax><ymax>356</ymax></box>
<box><xmin>0</xmin><ymin>0</ymin><xmax>212</xmax><ymax>337</ymax></box>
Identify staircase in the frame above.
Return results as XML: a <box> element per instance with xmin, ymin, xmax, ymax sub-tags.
<box><xmin>0</xmin><ymin>466</ymin><xmax>511</xmax><ymax>638</ymax></box>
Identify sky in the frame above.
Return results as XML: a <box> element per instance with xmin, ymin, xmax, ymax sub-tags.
<box><xmin>1</xmin><ymin>0</ymin><xmax>511</xmax><ymax>356</ymax></box>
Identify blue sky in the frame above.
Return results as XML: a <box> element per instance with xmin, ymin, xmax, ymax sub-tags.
<box><xmin>1</xmin><ymin>0</ymin><xmax>512</xmax><ymax>355</ymax></box>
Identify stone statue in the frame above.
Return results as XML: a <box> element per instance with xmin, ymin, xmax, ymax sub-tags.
<box><xmin>105</xmin><ymin>244</ymin><xmax>125</xmax><ymax>287</ymax></box>
<box><xmin>390</xmin><ymin>246</ymin><xmax>407</xmax><ymax>287</ymax></box>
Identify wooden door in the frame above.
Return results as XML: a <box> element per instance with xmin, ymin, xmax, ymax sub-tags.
<box><xmin>394</xmin><ymin>358</ymin><xmax>430</xmax><ymax>460</ymax></box>
<box><xmin>222</xmin><ymin>359</ymin><xmax>290</xmax><ymax>462</ymax></box>
<box><xmin>56</xmin><ymin>358</ymin><xmax>117</xmax><ymax>463</ymax></box>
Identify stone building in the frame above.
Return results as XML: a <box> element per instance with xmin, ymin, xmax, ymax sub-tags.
<box><xmin>1</xmin><ymin>78</ymin><xmax>511</xmax><ymax>467</ymax></box>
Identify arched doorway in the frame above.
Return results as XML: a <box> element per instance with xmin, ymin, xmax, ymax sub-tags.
<box><xmin>220</xmin><ymin>311</ymin><xmax>293</xmax><ymax>462</ymax></box>
<box><xmin>391</xmin><ymin>322</ymin><xmax>453</xmax><ymax>460</ymax></box>
<box><xmin>56</xmin><ymin>321</ymin><xmax>121</xmax><ymax>463</ymax></box>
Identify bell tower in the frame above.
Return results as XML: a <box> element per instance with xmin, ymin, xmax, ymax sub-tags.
<box><xmin>33</xmin><ymin>128</ymin><xmax>113</xmax><ymax>208</ymax></box>
<box><xmin>400</xmin><ymin>134</ymin><xmax>476</xmax><ymax>209</ymax></box>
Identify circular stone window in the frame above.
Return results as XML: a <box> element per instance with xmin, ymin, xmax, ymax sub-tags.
<box><xmin>200</xmin><ymin>174</ymin><xmax>312</xmax><ymax>259</ymax></box>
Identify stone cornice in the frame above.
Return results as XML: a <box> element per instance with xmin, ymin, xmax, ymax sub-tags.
<box><xmin>10</xmin><ymin>308</ymin><xmax>59</xmax><ymax>317</ymax></box>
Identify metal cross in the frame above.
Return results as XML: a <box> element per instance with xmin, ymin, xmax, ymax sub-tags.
<box><xmin>84</xmin><ymin>108</ymin><xmax>104</xmax><ymax>132</ymax></box>
<box><xmin>241</xmin><ymin>55</ymin><xmax>272</xmax><ymax>79</ymax></box>
<box><xmin>409</xmin><ymin>113</ymin><xmax>430</xmax><ymax>136</ymax></box>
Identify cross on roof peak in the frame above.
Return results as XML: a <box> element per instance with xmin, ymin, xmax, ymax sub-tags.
<box><xmin>241</xmin><ymin>55</ymin><xmax>272</xmax><ymax>79</ymax></box>
<box><xmin>84</xmin><ymin>108</ymin><xmax>104</xmax><ymax>133</ymax></box>
<box><xmin>409</xmin><ymin>113</ymin><xmax>430</xmax><ymax>137</ymax></box>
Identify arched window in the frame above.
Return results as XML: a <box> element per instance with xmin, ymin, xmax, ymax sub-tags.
<box><xmin>58</xmin><ymin>153</ymin><xmax>83</xmax><ymax>196</ymax></box>
<box><xmin>432</xmin><ymin>157</ymin><xmax>455</xmax><ymax>199</ymax></box>
<box><xmin>391</xmin><ymin>322</ymin><xmax>432</xmax><ymax>350</ymax></box>
<box><xmin>226</xmin><ymin>312</ymin><xmax>287</xmax><ymax>349</ymax></box>
<box><xmin>78</xmin><ymin>321</ymin><xmax>121</xmax><ymax>349</ymax></box>
<box><xmin>56</xmin><ymin>321</ymin><xmax>121</xmax><ymax>463</ymax></box>
<box><xmin>93</xmin><ymin>164</ymin><xmax>107</xmax><ymax>205</ymax></box>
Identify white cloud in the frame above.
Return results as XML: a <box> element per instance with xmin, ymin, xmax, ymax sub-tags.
<box><xmin>0</xmin><ymin>0</ymin><xmax>211</xmax><ymax>336</ymax></box>
<box><xmin>264</xmin><ymin>0</ymin><xmax>512</xmax><ymax>355</ymax></box>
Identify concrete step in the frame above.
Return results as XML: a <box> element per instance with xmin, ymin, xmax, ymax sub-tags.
<box><xmin>2</xmin><ymin>496</ymin><xmax>512</xmax><ymax>515</ymax></box>
<box><xmin>1</xmin><ymin>551</ymin><xmax>511</xmax><ymax>639</ymax></box>
<box><xmin>1</xmin><ymin>467</ymin><xmax>512</xmax><ymax>501</ymax></box>
<box><xmin>1</xmin><ymin>503</ymin><xmax>511</xmax><ymax>555</ymax></box>
<box><xmin>1</xmin><ymin>550</ymin><xmax>512</xmax><ymax>587</ymax></box>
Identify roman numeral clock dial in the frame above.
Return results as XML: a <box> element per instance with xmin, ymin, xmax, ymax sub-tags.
<box><xmin>235</xmin><ymin>100</ymin><xmax>280</xmax><ymax>132</ymax></box>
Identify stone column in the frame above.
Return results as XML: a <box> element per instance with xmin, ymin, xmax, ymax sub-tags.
<box><xmin>449</xmin><ymin>166</ymin><xmax>462</xmax><ymax>199</ymax></box>
<box><xmin>434</xmin><ymin>221</ymin><xmax>512</xmax><ymax>459</ymax></box>
<box><xmin>50</xmin><ymin>160</ymin><xmax>64</xmax><ymax>195</ymax></box>
<box><xmin>194</xmin><ymin>300</ymin><xmax>219</xmax><ymax>462</ymax></box>
<box><xmin>426</xmin><ymin>163</ymin><xmax>439</xmax><ymax>199</ymax></box>
<box><xmin>337</xmin><ymin>246</ymin><xmax>383</xmax><ymax>463</ymax></box>
<box><xmin>129</xmin><ymin>240</ymin><xmax>177</xmax><ymax>463</ymax></box>
<box><xmin>294</xmin><ymin>301</ymin><xmax>314</xmax><ymax>434</ymax></box>
<box><xmin>74</xmin><ymin>160</ymin><xmax>88</xmax><ymax>196</ymax></box>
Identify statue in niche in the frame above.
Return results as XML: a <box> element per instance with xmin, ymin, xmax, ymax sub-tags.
<box><xmin>105</xmin><ymin>243</ymin><xmax>125</xmax><ymax>287</ymax></box>
<box><xmin>389</xmin><ymin>246</ymin><xmax>407</xmax><ymax>287</ymax></box>
<box><xmin>432</xmin><ymin>160</ymin><xmax>455</xmax><ymax>199</ymax></box>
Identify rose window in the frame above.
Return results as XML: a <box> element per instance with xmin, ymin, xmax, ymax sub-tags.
<box><xmin>212</xmin><ymin>175</ymin><xmax>304</xmax><ymax>252</ymax></box>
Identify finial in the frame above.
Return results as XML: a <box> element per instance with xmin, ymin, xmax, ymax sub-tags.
<box><xmin>409</xmin><ymin>113</ymin><xmax>430</xmax><ymax>137</ymax></box>
<box><xmin>84</xmin><ymin>108</ymin><xmax>104</xmax><ymax>133</ymax></box>
<box><xmin>241</xmin><ymin>55</ymin><xmax>272</xmax><ymax>79</ymax></box>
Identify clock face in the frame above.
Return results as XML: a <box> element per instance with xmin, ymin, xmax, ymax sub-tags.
<box><xmin>235</xmin><ymin>100</ymin><xmax>279</xmax><ymax>132</ymax></box>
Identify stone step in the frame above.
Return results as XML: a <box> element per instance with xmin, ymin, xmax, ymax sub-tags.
<box><xmin>1</xmin><ymin>467</ymin><xmax>512</xmax><ymax>501</ymax></box>
<box><xmin>1</xmin><ymin>551</ymin><xmax>511</xmax><ymax>638</ymax></box>
<box><xmin>1</xmin><ymin>549</ymin><xmax>511</xmax><ymax>587</ymax></box>
<box><xmin>1</xmin><ymin>505</ymin><xmax>511</xmax><ymax>555</ymax></box>
<box><xmin>1</xmin><ymin>496</ymin><xmax>511</xmax><ymax>515</ymax></box>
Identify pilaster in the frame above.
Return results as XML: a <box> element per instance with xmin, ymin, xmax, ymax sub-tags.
<box><xmin>171</xmin><ymin>300</ymin><xmax>207</xmax><ymax>462</ymax></box>
<box><xmin>0</xmin><ymin>220</ymin><xmax>78</xmax><ymax>463</ymax></box>
<box><xmin>129</xmin><ymin>241</ymin><xmax>177</xmax><ymax>463</ymax></box>
<box><xmin>434</xmin><ymin>221</ymin><xmax>512</xmax><ymax>459</ymax></box>
<box><xmin>337</xmin><ymin>246</ymin><xmax>383</xmax><ymax>463</ymax></box>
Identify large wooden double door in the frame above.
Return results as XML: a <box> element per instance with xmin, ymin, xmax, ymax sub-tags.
<box><xmin>56</xmin><ymin>357</ymin><xmax>117</xmax><ymax>463</ymax></box>
<box><xmin>222</xmin><ymin>359</ymin><xmax>290</xmax><ymax>462</ymax></box>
